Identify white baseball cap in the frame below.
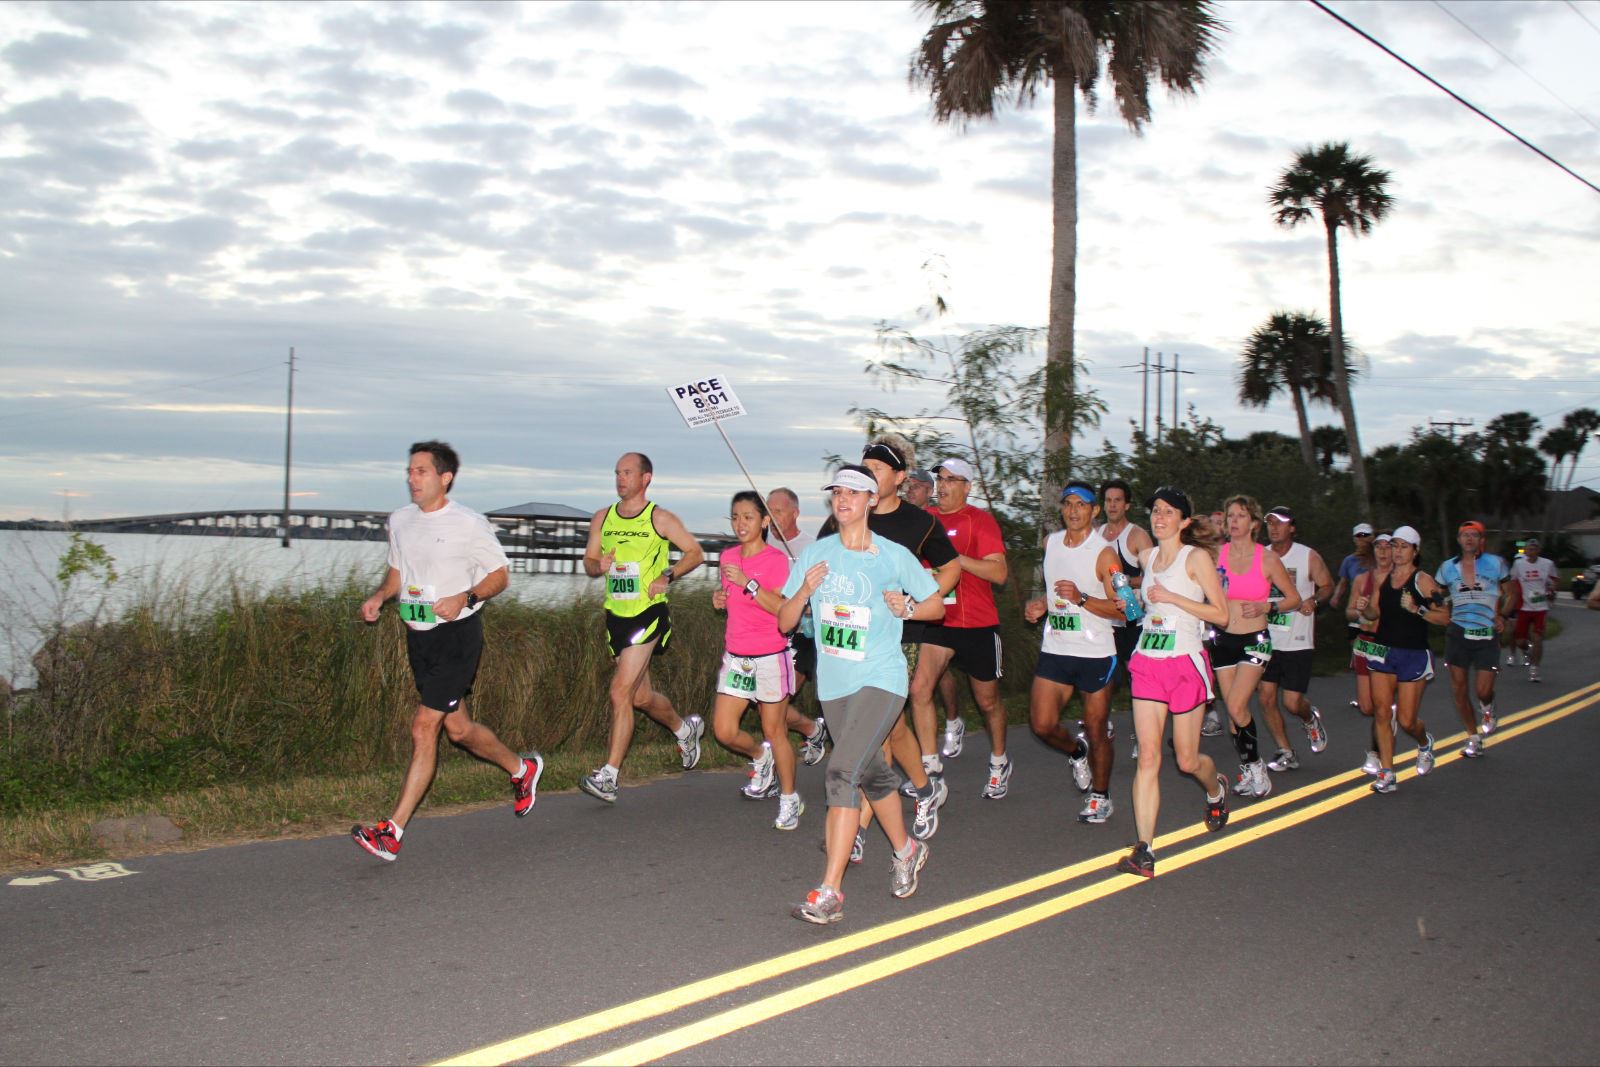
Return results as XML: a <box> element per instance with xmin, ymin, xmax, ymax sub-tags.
<box><xmin>1392</xmin><ymin>525</ymin><xmax>1422</xmax><ymax>546</ymax></box>
<box><xmin>1352</xmin><ymin>522</ymin><xmax>1375</xmax><ymax>536</ymax></box>
<box><xmin>936</xmin><ymin>457</ymin><xmax>976</xmax><ymax>481</ymax></box>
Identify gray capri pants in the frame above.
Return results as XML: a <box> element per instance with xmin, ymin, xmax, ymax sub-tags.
<box><xmin>820</xmin><ymin>686</ymin><xmax>906</xmax><ymax>808</ymax></box>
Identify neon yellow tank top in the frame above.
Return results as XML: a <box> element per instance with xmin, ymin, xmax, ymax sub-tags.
<box><xmin>600</xmin><ymin>502</ymin><xmax>669</xmax><ymax>617</ymax></box>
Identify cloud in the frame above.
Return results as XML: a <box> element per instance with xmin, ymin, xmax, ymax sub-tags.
<box><xmin>611</xmin><ymin>102</ymin><xmax>698</xmax><ymax>131</ymax></box>
<box><xmin>610</xmin><ymin>64</ymin><xmax>701</xmax><ymax>94</ymax></box>
<box><xmin>319</xmin><ymin>9</ymin><xmax>489</xmax><ymax>72</ymax></box>
<box><xmin>0</xmin><ymin>31</ymin><xmax>126</xmax><ymax>75</ymax></box>
<box><xmin>831</xmin><ymin>155</ymin><xmax>938</xmax><ymax>186</ymax></box>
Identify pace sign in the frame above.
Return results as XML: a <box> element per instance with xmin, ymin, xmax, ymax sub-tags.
<box><xmin>667</xmin><ymin>375</ymin><xmax>747</xmax><ymax>429</ymax></box>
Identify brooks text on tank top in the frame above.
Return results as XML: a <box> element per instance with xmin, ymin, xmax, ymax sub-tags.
<box><xmin>1137</xmin><ymin>545</ymin><xmax>1208</xmax><ymax>658</ymax></box>
<box><xmin>600</xmin><ymin>501</ymin><xmax>669</xmax><ymax>618</ymax></box>
<box><xmin>1221</xmin><ymin>542</ymin><xmax>1271</xmax><ymax>601</ymax></box>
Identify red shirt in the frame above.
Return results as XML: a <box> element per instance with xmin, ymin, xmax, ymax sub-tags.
<box><xmin>926</xmin><ymin>504</ymin><xmax>1005</xmax><ymax>628</ymax></box>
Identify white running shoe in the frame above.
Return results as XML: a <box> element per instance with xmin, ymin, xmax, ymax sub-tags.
<box><xmin>941</xmin><ymin>717</ymin><xmax>965</xmax><ymax>759</ymax></box>
<box><xmin>1370</xmin><ymin>768</ymin><xmax>1398</xmax><ymax>794</ymax></box>
<box><xmin>1529</xmin><ymin>665</ymin><xmax>1541</xmax><ymax>683</ymax></box>
<box><xmin>677</xmin><ymin>715</ymin><xmax>705</xmax><ymax>769</ymax></box>
<box><xmin>800</xmin><ymin>717</ymin><xmax>829</xmax><ymax>766</ymax></box>
<box><xmin>911</xmin><ymin>776</ymin><xmax>948</xmax><ymax>840</ymax></box>
<box><xmin>981</xmin><ymin>757</ymin><xmax>1013</xmax><ymax>800</ymax></box>
<box><xmin>1361</xmin><ymin>750</ymin><xmax>1381</xmax><ymax>776</ymax></box>
<box><xmin>1201</xmin><ymin>705</ymin><xmax>1223</xmax><ymax>737</ymax></box>
<box><xmin>1415</xmin><ymin>732</ymin><xmax>1436</xmax><ymax>776</ymax></box>
<box><xmin>1304</xmin><ymin>706</ymin><xmax>1328</xmax><ymax>754</ymax></box>
<box><xmin>1462</xmin><ymin>734</ymin><xmax>1485</xmax><ymax>759</ymax></box>
<box><xmin>1266</xmin><ymin>748</ymin><xmax>1299</xmax><ymax>772</ymax></box>
<box><xmin>1068</xmin><ymin>746</ymin><xmax>1092</xmax><ymax>793</ymax></box>
<box><xmin>1479</xmin><ymin>704</ymin><xmax>1496</xmax><ymax>735</ymax></box>
<box><xmin>742</xmin><ymin>745</ymin><xmax>776</xmax><ymax>799</ymax></box>
<box><xmin>1252</xmin><ymin>759</ymin><xmax>1273</xmax><ymax>798</ymax></box>
<box><xmin>1077</xmin><ymin>793</ymin><xmax>1113</xmax><ymax>824</ymax></box>
<box><xmin>774</xmin><ymin>793</ymin><xmax>804</xmax><ymax>830</ymax></box>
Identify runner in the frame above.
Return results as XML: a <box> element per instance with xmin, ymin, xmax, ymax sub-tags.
<box><xmin>1116</xmin><ymin>487</ymin><xmax>1231</xmax><ymax>878</ymax></box>
<box><xmin>708</xmin><ymin>492</ymin><xmax>804</xmax><ymax>830</ymax></box>
<box><xmin>1346</xmin><ymin>532</ymin><xmax>1395</xmax><ymax>774</ymax></box>
<box><xmin>1214</xmin><ymin>496</ymin><xmax>1302</xmax><ymax>799</ymax></box>
<box><xmin>1353</xmin><ymin>525</ymin><xmax>1446</xmax><ymax>794</ymax></box>
<box><xmin>1436</xmin><ymin>520</ymin><xmax>1511</xmax><ymax>754</ymax></box>
<box><xmin>1258</xmin><ymin>505</ymin><xmax>1334</xmax><ymax>771</ymax></box>
<box><xmin>910</xmin><ymin>457</ymin><xmax>1012</xmax><ymax>799</ymax></box>
<box><xmin>1024</xmin><ymin>481</ymin><xmax>1123</xmax><ymax>823</ymax></box>
<box><xmin>766</xmin><ymin>487</ymin><xmax>829</xmax><ymax>765</ymax></box>
<box><xmin>1098</xmin><ymin>479</ymin><xmax>1153</xmax><ymax>727</ymax></box>
<box><xmin>781</xmin><ymin>464</ymin><xmax>943</xmax><ymax>923</ymax></box>
<box><xmin>577</xmin><ymin>452</ymin><xmax>706</xmax><ymax>803</ymax></box>
<box><xmin>819</xmin><ymin>436</ymin><xmax>959</xmax><ymax>852</ymax></box>
<box><xmin>1330</xmin><ymin>522</ymin><xmax>1376</xmax><ymax>623</ymax></box>
<box><xmin>904</xmin><ymin>468</ymin><xmax>935</xmax><ymax>509</ymax></box>
<box><xmin>352</xmin><ymin>441</ymin><xmax>541</xmax><ymax>861</ymax></box>
<box><xmin>1509</xmin><ymin>537</ymin><xmax>1559</xmax><ymax>682</ymax></box>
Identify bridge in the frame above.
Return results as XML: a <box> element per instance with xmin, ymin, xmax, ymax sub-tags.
<box><xmin>2</xmin><ymin>503</ymin><xmax>734</xmax><ymax>575</ymax></box>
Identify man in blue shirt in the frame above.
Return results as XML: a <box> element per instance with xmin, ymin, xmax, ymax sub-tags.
<box><xmin>1434</xmin><ymin>520</ymin><xmax>1511</xmax><ymax>756</ymax></box>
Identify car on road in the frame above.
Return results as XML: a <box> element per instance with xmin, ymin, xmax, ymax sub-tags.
<box><xmin>1572</xmin><ymin>565</ymin><xmax>1599</xmax><ymax>600</ymax></box>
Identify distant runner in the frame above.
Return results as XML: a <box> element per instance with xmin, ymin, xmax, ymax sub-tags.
<box><xmin>352</xmin><ymin>441</ymin><xmax>541</xmax><ymax>861</ymax></box>
<box><xmin>766</xmin><ymin>486</ymin><xmax>828</xmax><ymax>765</ymax></box>
<box><xmin>578</xmin><ymin>452</ymin><xmax>706</xmax><ymax>803</ymax></box>
<box><xmin>1509</xmin><ymin>537</ymin><xmax>1558</xmax><ymax>682</ymax></box>
<box><xmin>1097</xmin><ymin>478</ymin><xmax>1153</xmax><ymax>730</ymax></box>
<box><xmin>1435</xmin><ymin>520</ymin><xmax>1510</xmax><ymax>753</ymax></box>
<box><xmin>1258</xmin><ymin>506</ymin><xmax>1333</xmax><ymax>771</ymax></box>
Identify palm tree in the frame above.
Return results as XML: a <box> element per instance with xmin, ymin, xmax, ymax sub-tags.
<box><xmin>1311</xmin><ymin>424</ymin><xmax>1348</xmax><ymax>470</ymax></box>
<box><xmin>912</xmin><ymin>0</ymin><xmax>1224</xmax><ymax>500</ymax></box>
<box><xmin>1560</xmin><ymin>407</ymin><xmax>1600</xmax><ymax>489</ymax></box>
<box><xmin>1236</xmin><ymin>310</ymin><xmax>1347</xmax><ymax>472</ymax></box>
<box><xmin>1539</xmin><ymin>426</ymin><xmax>1579</xmax><ymax>490</ymax></box>
<box><xmin>1269</xmin><ymin>142</ymin><xmax>1394</xmax><ymax>519</ymax></box>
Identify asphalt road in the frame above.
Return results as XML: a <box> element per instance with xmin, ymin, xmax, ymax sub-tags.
<box><xmin>4</xmin><ymin>601</ymin><xmax>1597</xmax><ymax>1066</ymax></box>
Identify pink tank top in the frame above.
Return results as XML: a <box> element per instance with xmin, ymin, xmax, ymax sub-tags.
<box><xmin>1221</xmin><ymin>543</ymin><xmax>1271</xmax><ymax>601</ymax></box>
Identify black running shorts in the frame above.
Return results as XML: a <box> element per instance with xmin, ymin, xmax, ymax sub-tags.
<box><xmin>1444</xmin><ymin>624</ymin><xmax>1500</xmax><ymax>671</ymax></box>
<box><xmin>605</xmin><ymin>602</ymin><xmax>673</xmax><ymax>658</ymax></box>
<box><xmin>790</xmin><ymin>631</ymin><xmax>817</xmax><ymax>679</ymax></box>
<box><xmin>919</xmin><ymin>624</ymin><xmax>1003</xmax><ymax>682</ymax></box>
<box><xmin>406</xmin><ymin>611</ymin><xmax>485</xmax><ymax>714</ymax></box>
<box><xmin>1034</xmin><ymin>652</ymin><xmax>1116</xmax><ymax>694</ymax></box>
<box><xmin>1210</xmin><ymin>629</ymin><xmax>1273</xmax><ymax>670</ymax></box>
<box><xmin>1261</xmin><ymin>647</ymin><xmax>1314</xmax><ymax>693</ymax></box>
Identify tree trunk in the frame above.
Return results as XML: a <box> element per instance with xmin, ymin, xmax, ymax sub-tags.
<box><xmin>1289</xmin><ymin>383</ymin><xmax>1316</xmax><ymax>472</ymax></box>
<box><xmin>1324</xmin><ymin>219</ymin><xmax>1372</xmax><ymax>518</ymax></box>
<box><xmin>1042</xmin><ymin>62</ymin><xmax>1077</xmax><ymax>516</ymax></box>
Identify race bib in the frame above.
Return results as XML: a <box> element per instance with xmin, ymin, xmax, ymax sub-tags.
<box><xmin>1267</xmin><ymin>610</ymin><xmax>1292</xmax><ymax>628</ymax></box>
<box><xmin>397</xmin><ymin>584</ymin><xmax>437</xmax><ymax>624</ymax></box>
<box><xmin>1354</xmin><ymin>637</ymin><xmax>1389</xmax><ymax>663</ymax></box>
<box><xmin>1463</xmin><ymin>626</ymin><xmax>1494</xmax><ymax>641</ymax></box>
<box><xmin>944</xmin><ymin>586</ymin><xmax>958</xmax><ymax>606</ymax></box>
<box><xmin>1139</xmin><ymin>612</ymin><xmax>1178</xmax><ymax>652</ymax></box>
<box><xmin>818</xmin><ymin>602</ymin><xmax>870</xmax><ymax>661</ymax></box>
<box><xmin>1047</xmin><ymin>610</ymin><xmax>1082</xmax><ymax>633</ymax></box>
<box><xmin>724</xmin><ymin>659</ymin><xmax>757</xmax><ymax>693</ymax></box>
<box><xmin>1528</xmin><ymin>591</ymin><xmax>1547</xmax><ymax>606</ymax></box>
<box><xmin>1246</xmin><ymin>633</ymin><xmax>1272</xmax><ymax>657</ymax></box>
<box><xmin>608</xmin><ymin>562</ymin><xmax>642</xmax><ymax>600</ymax></box>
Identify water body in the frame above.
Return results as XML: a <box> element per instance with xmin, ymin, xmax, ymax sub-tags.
<box><xmin>0</xmin><ymin>530</ymin><xmax>634</xmax><ymax>688</ymax></box>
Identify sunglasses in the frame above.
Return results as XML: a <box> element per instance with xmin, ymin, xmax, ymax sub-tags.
<box><xmin>1354</xmin><ymin>532</ymin><xmax>1374</xmax><ymax>538</ymax></box>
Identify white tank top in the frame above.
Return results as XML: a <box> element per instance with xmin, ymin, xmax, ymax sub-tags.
<box><xmin>1136</xmin><ymin>544</ymin><xmax>1208</xmax><ymax>658</ymax></box>
<box><xmin>1267</xmin><ymin>542</ymin><xmax>1316</xmax><ymax>650</ymax></box>
<box><xmin>1040</xmin><ymin>528</ymin><xmax>1116</xmax><ymax>658</ymax></box>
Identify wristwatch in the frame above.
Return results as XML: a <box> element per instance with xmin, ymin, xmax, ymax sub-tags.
<box><xmin>744</xmin><ymin>578</ymin><xmax>760</xmax><ymax>598</ymax></box>
<box><xmin>465</xmin><ymin>591</ymin><xmax>480</xmax><ymax>609</ymax></box>
<box><xmin>1077</xmin><ymin>592</ymin><xmax>1090</xmax><ymax>607</ymax></box>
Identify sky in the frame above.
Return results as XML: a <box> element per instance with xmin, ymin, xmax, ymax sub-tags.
<box><xmin>2</xmin><ymin>0</ymin><xmax>1598</xmax><ymax>533</ymax></box>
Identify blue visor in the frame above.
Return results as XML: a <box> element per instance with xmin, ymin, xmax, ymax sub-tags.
<box><xmin>1060</xmin><ymin>485</ymin><xmax>1096</xmax><ymax>504</ymax></box>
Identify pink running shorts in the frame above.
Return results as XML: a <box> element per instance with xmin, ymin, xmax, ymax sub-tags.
<box><xmin>1129</xmin><ymin>651</ymin><xmax>1214</xmax><ymax>714</ymax></box>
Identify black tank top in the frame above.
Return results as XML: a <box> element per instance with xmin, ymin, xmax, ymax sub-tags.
<box><xmin>1374</xmin><ymin>570</ymin><xmax>1430</xmax><ymax>651</ymax></box>
<box><xmin>1109</xmin><ymin>523</ymin><xmax>1144</xmax><ymax>579</ymax></box>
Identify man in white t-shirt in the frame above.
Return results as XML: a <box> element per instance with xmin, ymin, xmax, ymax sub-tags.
<box><xmin>1510</xmin><ymin>538</ymin><xmax>1559</xmax><ymax>681</ymax></box>
<box><xmin>350</xmin><ymin>441</ymin><xmax>542</xmax><ymax>862</ymax></box>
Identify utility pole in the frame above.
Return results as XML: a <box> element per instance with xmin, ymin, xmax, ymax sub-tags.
<box><xmin>1167</xmin><ymin>353</ymin><xmax>1195</xmax><ymax>433</ymax></box>
<box><xmin>1120</xmin><ymin>348</ymin><xmax>1152</xmax><ymax>442</ymax></box>
<box><xmin>1153</xmin><ymin>352</ymin><xmax>1165</xmax><ymax>444</ymax></box>
<box><xmin>282</xmin><ymin>347</ymin><xmax>295</xmax><ymax>548</ymax></box>
<box><xmin>1429</xmin><ymin>417</ymin><xmax>1473</xmax><ymax>442</ymax></box>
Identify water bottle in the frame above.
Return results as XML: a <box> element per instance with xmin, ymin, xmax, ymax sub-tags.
<box><xmin>1110</xmin><ymin>569</ymin><xmax>1144</xmax><ymax>623</ymax></box>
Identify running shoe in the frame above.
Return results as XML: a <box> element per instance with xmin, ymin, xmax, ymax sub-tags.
<box><xmin>1233</xmin><ymin>760</ymin><xmax>1272</xmax><ymax>798</ymax></box>
<box><xmin>851</xmin><ymin>828</ymin><xmax>866</xmax><ymax>864</ymax></box>
<box><xmin>351</xmin><ymin>820</ymin><xmax>401</xmax><ymax>862</ymax></box>
<box><xmin>774</xmin><ymin>793</ymin><xmax>804</xmax><ymax>831</ymax></box>
<box><xmin>1130</xmin><ymin>740</ymin><xmax>1140</xmax><ymax>761</ymax></box>
<box><xmin>792</xmin><ymin>885</ymin><xmax>844</xmax><ymax>925</ymax></box>
<box><xmin>1529</xmin><ymin>665</ymin><xmax>1541</xmax><ymax>683</ymax></box>
<box><xmin>1252</xmin><ymin>759</ymin><xmax>1273</xmax><ymax>797</ymax></box>
<box><xmin>1415</xmin><ymin>733</ymin><xmax>1436</xmax><ymax>776</ymax></box>
<box><xmin>1304</xmin><ymin>706</ymin><xmax>1329</xmax><ymax>753</ymax></box>
<box><xmin>579</xmin><ymin>768</ymin><xmax>618</xmax><ymax>803</ymax></box>
<box><xmin>512</xmin><ymin>753</ymin><xmax>544</xmax><ymax>817</ymax></box>
<box><xmin>742</xmin><ymin>746</ymin><xmax>776</xmax><ymax>799</ymax></box>
<box><xmin>677</xmin><ymin>715</ymin><xmax>705</xmax><ymax>769</ymax></box>
<box><xmin>1479</xmin><ymin>704</ymin><xmax>1496</xmax><ymax>736</ymax></box>
<box><xmin>1361</xmin><ymin>750</ymin><xmax>1381</xmax><ymax>776</ymax></box>
<box><xmin>1116</xmin><ymin>841</ymin><xmax>1155</xmax><ymax>878</ymax></box>
<box><xmin>1370</xmin><ymin>768</ymin><xmax>1398</xmax><ymax>794</ymax></box>
<box><xmin>981</xmin><ymin>757</ymin><xmax>1013</xmax><ymax>800</ymax></box>
<box><xmin>941</xmin><ymin>716</ymin><xmax>966</xmax><ymax>759</ymax></box>
<box><xmin>911</xmin><ymin>777</ymin><xmax>948</xmax><ymax>840</ymax></box>
<box><xmin>1201</xmin><ymin>705</ymin><xmax>1223</xmax><ymax>737</ymax></box>
<box><xmin>890</xmin><ymin>839</ymin><xmax>930</xmax><ymax>899</ymax></box>
<box><xmin>1232</xmin><ymin>766</ymin><xmax>1253</xmax><ymax>797</ymax></box>
<box><xmin>1462</xmin><ymin>734</ymin><xmax>1485</xmax><ymax>759</ymax></box>
<box><xmin>1068</xmin><ymin>746</ymin><xmax>1092</xmax><ymax>793</ymax></box>
<box><xmin>1204</xmin><ymin>774</ymin><xmax>1229</xmax><ymax>832</ymax></box>
<box><xmin>1078</xmin><ymin>792</ymin><xmax>1113</xmax><ymax>824</ymax></box>
<box><xmin>800</xmin><ymin>718</ymin><xmax>829</xmax><ymax>766</ymax></box>
<box><xmin>1267</xmin><ymin>748</ymin><xmax>1299</xmax><ymax>772</ymax></box>
<box><xmin>899</xmin><ymin>777</ymin><xmax>918</xmax><ymax>798</ymax></box>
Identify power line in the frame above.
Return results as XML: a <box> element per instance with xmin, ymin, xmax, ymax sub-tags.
<box><xmin>1431</xmin><ymin>1</ymin><xmax>1600</xmax><ymax>133</ymax></box>
<box><xmin>1563</xmin><ymin>0</ymin><xmax>1600</xmax><ymax>39</ymax></box>
<box><xmin>1309</xmin><ymin>0</ymin><xmax>1600</xmax><ymax>197</ymax></box>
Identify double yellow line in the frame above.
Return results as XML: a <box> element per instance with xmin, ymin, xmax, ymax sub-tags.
<box><xmin>441</xmin><ymin>681</ymin><xmax>1600</xmax><ymax>1067</ymax></box>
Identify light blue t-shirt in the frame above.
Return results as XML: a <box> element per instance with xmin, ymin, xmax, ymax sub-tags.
<box><xmin>1435</xmin><ymin>553</ymin><xmax>1509</xmax><ymax>632</ymax></box>
<box><xmin>782</xmin><ymin>533</ymin><xmax>941</xmax><ymax>701</ymax></box>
